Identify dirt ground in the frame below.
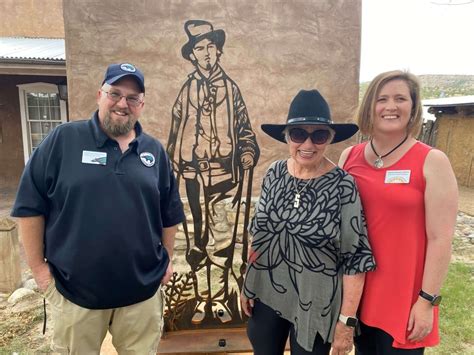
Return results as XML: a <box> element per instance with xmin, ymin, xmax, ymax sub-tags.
<box><xmin>0</xmin><ymin>187</ymin><xmax>473</xmax><ymax>354</ymax></box>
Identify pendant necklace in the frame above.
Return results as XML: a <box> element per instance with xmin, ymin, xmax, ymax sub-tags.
<box><xmin>291</xmin><ymin>158</ymin><xmax>324</xmax><ymax>208</ymax></box>
<box><xmin>370</xmin><ymin>135</ymin><xmax>408</xmax><ymax>169</ymax></box>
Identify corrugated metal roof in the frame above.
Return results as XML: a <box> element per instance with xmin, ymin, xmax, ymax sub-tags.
<box><xmin>0</xmin><ymin>37</ymin><xmax>65</xmax><ymax>62</ymax></box>
<box><xmin>423</xmin><ymin>96</ymin><xmax>474</xmax><ymax>107</ymax></box>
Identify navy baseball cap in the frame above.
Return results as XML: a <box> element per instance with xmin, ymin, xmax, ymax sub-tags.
<box><xmin>102</xmin><ymin>63</ymin><xmax>145</xmax><ymax>93</ymax></box>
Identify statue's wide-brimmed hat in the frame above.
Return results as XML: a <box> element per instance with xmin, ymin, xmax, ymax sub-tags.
<box><xmin>181</xmin><ymin>20</ymin><xmax>226</xmax><ymax>61</ymax></box>
<box><xmin>261</xmin><ymin>89</ymin><xmax>359</xmax><ymax>144</ymax></box>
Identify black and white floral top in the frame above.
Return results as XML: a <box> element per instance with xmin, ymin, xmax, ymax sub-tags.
<box><xmin>243</xmin><ymin>160</ymin><xmax>375</xmax><ymax>351</ymax></box>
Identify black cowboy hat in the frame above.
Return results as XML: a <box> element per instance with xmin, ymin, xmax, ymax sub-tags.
<box><xmin>181</xmin><ymin>20</ymin><xmax>226</xmax><ymax>61</ymax></box>
<box><xmin>261</xmin><ymin>89</ymin><xmax>359</xmax><ymax>144</ymax></box>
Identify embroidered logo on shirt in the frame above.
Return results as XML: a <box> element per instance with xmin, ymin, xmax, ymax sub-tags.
<box><xmin>140</xmin><ymin>152</ymin><xmax>155</xmax><ymax>167</ymax></box>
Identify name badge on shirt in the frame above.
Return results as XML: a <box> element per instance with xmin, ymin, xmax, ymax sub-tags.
<box><xmin>82</xmin><ymin>150</ymin><xmax>107</xmax><ymax>165</ymax></box>
<box><xmin>385</xmin><ymin>170</ymin><xmax>411</xmax><ymax>184</ymax></box>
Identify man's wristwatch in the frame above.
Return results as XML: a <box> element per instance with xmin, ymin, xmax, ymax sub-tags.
<box><xmin>419</xmin><ymin>290</ymin><xmax>442</xmax><ymax>306</ymax></box>
<box><xmin>338</xmin><ymin>314</ymin><xmax>358</xmax><ymax>328</ymax></box>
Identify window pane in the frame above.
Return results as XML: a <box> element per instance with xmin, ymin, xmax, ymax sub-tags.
<box><xmin>28</xmin><ymin>106</ymin><xmax>40</xmax><ymax>120</ymax></box>
<box><xmin>41</xmin><ymin>122</ymin><xmax>52</xmax><ymax>134</ymax></box>
<box><xmin>31</xmin><ymin>135</ymin><xmax>43</xmax><ymax>148</ymax></box>
<box><xmin>38</xmin><ymin>93</ymin><xmax>50</xmax><ymax>107</ymax></box>
<box><xmin>39</xmin><ymin>105</ymin><xmax>49</xmax><ymax>120</ymax></box>
<box><xmin>27</xmin><ymin>93</ymin><xmax>39</xmax><ymax>106</ymax></box>
<box><xmin>29</xmin><ymin>122</ymin><xmax>43</xmax><ymax>148</ymax></box>
<box><xmin>50</xmin><ymin>106</ymin><xmax>61</xmax><ymax>121</ymax></box>
<box><xmin>30</xmin><ymin>122</ymin><xmax>41</xmax><ymax>134</ymax></box>
<box><xmin>49</xmin><ymin>93</ymin><xmax>60</xmax><ymax>106</ymax></box>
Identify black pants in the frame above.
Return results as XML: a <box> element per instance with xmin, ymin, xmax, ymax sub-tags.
<box><xmin>247</xmin><ymin>301</ymin><xmax>331</xmax><ymax>355</ymax></box>
<box><xmin>355</xmin><ymin>322</ymin><xmax>425</xmax><ymax>355</ymax></box>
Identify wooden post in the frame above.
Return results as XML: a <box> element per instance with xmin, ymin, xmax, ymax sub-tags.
<box><xmin>0</xmin><ymin>218</ymin><xmax>22</xmax><ymax>293</ymax></box>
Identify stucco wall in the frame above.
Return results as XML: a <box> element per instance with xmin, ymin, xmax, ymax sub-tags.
<box><xmin>435</xmin><ymin>114</ymin><xmax>474</xmax><ymax>187</ymax></box>
<box><xmin>0</xmin><ymin>76</ymin><xmax>65</xmax><ymax>190</ymax></box>
<box><xmin>63</xmin><ymin>0</ymin><xmax>361</xmax><ymax>190</ymax></box>
<box><xmin>0</xmin><ymin>0</ymin><xmax>64</xmax><ymax>38</ymax></box>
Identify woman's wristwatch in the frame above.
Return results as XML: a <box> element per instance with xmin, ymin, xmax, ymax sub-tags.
<box><xmin>339</xmin><ymin>314</ymin><xmax>358</xmax><ymax>328</ymax></box>
<box><xmin>419</xmin><ymin>290</ymin><xmax>442</xmax><ymax>306</ymax></box>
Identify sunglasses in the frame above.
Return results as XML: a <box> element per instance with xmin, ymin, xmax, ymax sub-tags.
<box><xmin>288</xmin><ymin>128</ymin><xmax>333</xmax><ymax>144</ymax></box>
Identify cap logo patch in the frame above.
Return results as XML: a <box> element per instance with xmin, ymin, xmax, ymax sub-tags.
<box><xmin>140</xmin><ymin>152</ymin><xmax>155</xmax><ymax>167</ymax></box>
<box><xmin>120</xmin><ymin>63</ymin><xmax>136</xmax><ymax>73</ymax></box>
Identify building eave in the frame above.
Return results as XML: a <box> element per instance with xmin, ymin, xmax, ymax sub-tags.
<box><xmin>0</xmin><ymin>60</ymin><xmax>66</xmax><ymax>76</ymax></box>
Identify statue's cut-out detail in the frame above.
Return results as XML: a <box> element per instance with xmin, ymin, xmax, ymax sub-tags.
<box><xmin>166</xmin><ymin>19</ymin><xmax>260</xmax><ymax>329</ymax></box>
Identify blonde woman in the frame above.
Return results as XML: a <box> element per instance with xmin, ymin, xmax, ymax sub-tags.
<box><xmin>339</xmin><ymin>71</ymin><xmax>458</xmax><ymax>354</ymax></box>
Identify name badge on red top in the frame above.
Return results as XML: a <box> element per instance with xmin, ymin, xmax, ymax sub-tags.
<box><xmin>385</xmin><ymin>170</ymin><xmax>411</xmax><ymax>184</ymax></box>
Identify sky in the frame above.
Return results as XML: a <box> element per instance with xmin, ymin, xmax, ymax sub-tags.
<box><xmin>360</xmin><ymin>0</ymin><xmax>474</xmax><ymax>82</ymax></box>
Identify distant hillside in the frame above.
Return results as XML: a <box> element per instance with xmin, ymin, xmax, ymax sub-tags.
<box><xmin>359</xmin><ymin>74</ymin><xmax>474</xmax><ymax>101</ymax></box>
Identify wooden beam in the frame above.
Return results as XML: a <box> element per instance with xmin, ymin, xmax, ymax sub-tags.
<box><xmin>157</xmin><ymin>328</ymin><xmax>252</xmax><ymax>354</ymax></box>
<box><xmin>0</xmin><ymin>62</ymin><xmax>66</xmax><ymax>76</ymax></box>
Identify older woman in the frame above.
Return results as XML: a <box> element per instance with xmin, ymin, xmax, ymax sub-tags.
<box><xmin>241</xmin><ymin>90</ymin><xmax>375</xmax><ymax>355</ymax></box>
<box><xmin>339</xmin><ymin>71</ymin><xmax>458</xmax><ymax>354</ymax></box>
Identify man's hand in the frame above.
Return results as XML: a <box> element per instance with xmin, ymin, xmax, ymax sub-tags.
<box><xmin>407</xmin><ymin>298</ymin><xmax>434</xmax><ymax>342</ymax></box>
<box><xmin>240</xmin><ymin>153</ymin><xmax>254</xmax><ymax>170</ymax></box>
<box><xmin>330</xmin><ymin>322</ymin><xmax>354</xmax><ymax>355</ymax></box>
<box><xmin>240</xmin><ymin>291</ymin><xmax>254</xmax><ymax>317</ymax></box>
<box><xmin>32</xmin><ymin>262</ymin><xmax>52</xmax><ymax>292</ymax></box>
<box><xmin>161</xmin><ymin>262</ymin><xmax>174</xmax><ymax>285</ymax></box>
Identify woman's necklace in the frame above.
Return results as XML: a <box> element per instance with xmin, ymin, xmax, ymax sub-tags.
<box><xmin>370</xmin><ymin>135</ymin><xmax>408</xmax><ymax>169</ymax></box>
<box><xmin>292</xmin><ymin>176</ymin><xmax>311</xmax><ymax>208</ymax></box>
<box><xmin>291</xmin><ymin>158</ymin><xmax>324</xmax><ymax>208</ymax></box>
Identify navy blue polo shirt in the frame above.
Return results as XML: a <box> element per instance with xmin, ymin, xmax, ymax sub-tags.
<box><xmin>12</xmin><ymin>111</ymin><xmax>185</xmax><ymax>309</ymax></box>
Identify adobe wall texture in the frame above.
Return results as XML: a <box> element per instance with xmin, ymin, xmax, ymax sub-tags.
<box><xmin>0</xmin><ymin>0</ymin><xmax>64</xmax><ymax>38</ymax></box>
<box><xmin>435</xmin><ymin>114</ymin><xmax>474</xmax><ymax>187</ymax></box>
<box><xmin>63</xmin><ymin>0</ymin><xmax>361</xmax><ymax>189</ymax></box>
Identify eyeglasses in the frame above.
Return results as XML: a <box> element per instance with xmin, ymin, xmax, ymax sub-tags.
<box><xmin>288</xmin><ymin>128</ymin><xmax>333</xmax><ymax>144</ymax></box>
<box><xmin>101</xmin><ymin>90</ymin><xmax>143</xmax><ymax>107</ymax></box>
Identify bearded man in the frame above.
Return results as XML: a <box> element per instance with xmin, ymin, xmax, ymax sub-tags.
<box><xmin>12</xmin><ymin>63</ymin><xmax>184</xmax><ymax>354</ymax></box>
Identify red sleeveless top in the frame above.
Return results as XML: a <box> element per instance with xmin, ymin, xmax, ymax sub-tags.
<box><xmin>344</xmin><ymin>142</ymin><xmax>439</xmax><ymax>349</ymax></box>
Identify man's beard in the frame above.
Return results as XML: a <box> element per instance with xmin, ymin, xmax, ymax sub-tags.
<box><xmin>102</xmin><ymin>112</ymin><xmax>136</xmax><ymax>137</ymax></box>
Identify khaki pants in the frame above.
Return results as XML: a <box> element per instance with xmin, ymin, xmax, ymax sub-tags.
<box><xmin>43</xmin><ymin>280</ymin><xmax>164</xmax><ymax>355</ymax></box>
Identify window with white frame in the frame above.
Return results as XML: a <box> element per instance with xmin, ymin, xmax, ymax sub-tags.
<box><xmin>17</xmin><ymin>83</ymin><xmax>67</xmax><ymax>163</ymax></box>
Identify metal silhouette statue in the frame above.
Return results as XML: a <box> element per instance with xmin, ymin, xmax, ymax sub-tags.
<box><xmin>166</xmin><ymin>20</ymin><xmax>260</xmax><ymax>330</ymax></box>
